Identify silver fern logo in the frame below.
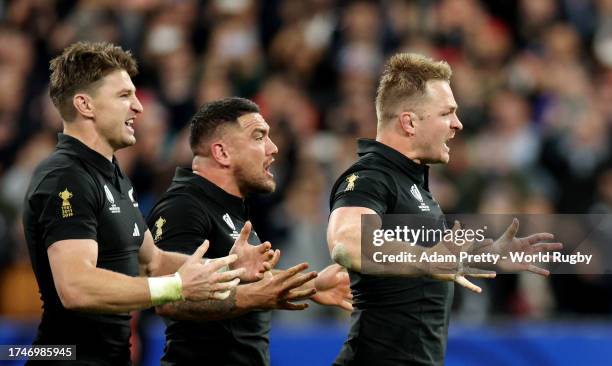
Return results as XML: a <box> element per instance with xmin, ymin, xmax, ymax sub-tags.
<box><xmin>104</xmin><ymin>185</ymin><xmax>121</xmax><ymax>213</ymax></box>
<box><xmin>223</xmin><ymin>213</ymin><xmax>236</xmax><ymax>231</ymax></box>
<box><xmin>410</xmin><ymin>184</ymin><xmax>423</xmax><ymax>202</ymax></box>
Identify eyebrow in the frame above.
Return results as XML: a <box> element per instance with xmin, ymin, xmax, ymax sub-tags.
<box><xmin>118</xmin><ymin>88</ymin><xmax>135</xmax><ymax>95</ymax></box>
<box><xmin>251</xmin><ymin>127</ymin><xmax>268</xmax><ymax>136</ymax></box>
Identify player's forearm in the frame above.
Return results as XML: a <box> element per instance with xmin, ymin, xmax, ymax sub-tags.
<box><xmin>331</xmin><ymin>240</ymin><xmax>429</xmax><ymax>276</ymax></box>
<box><xmin>147</xmin><ymin>250</ymin><xmax>190</xmax><ymax>276</ymax></box>
<box><xmin>156</xmin><ymin>286</ymin><xmax>254</xmax><ymax>321</ymax></box>
<box><xmin>58</xmin><ymin>267</ymin><xmax>159</xmax><ymax>313</ymax></box>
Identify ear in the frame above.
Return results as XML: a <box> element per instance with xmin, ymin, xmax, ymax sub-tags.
<box><xmin>73</xmin><ymin>93</ymin><xmax>95</xmax><ymax>119</ymax></box>
<box><xmin>210</xmin><ymin>141</ymin><xmax>231</xmax><ymax>167</ymax></box>
<box><xmin>399</xmin><ymin>111</ymin><xmax>417</xmax><ymax>137</ymax></box>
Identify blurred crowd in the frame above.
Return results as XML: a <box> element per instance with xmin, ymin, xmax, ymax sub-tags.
<box><xmin>1</xmin><ymin>0</ymin><xmax>612</xmax><ymax>322</ymax></box>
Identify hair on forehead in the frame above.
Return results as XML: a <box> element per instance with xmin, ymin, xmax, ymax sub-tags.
<box><xmin>189</xmin><ymin>97</ymin><xmax>261</xmax><ymax>155</ymax></box>
<box><xmin>376</xmin><ymin>53</ymin><xmax>452</xmax><ymax>125</ymax></box>
<box><xmin>49</xmin><ymin>41</ymin><xmax>138</xmax><ymax>122</ymax></box>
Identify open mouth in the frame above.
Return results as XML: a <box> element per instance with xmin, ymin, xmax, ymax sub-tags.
<box><xmin>264</xmin><ymin>160</ymin><xmax>274</xmax><ymax>178</ymax></box>
<box><xmin>444</xmin><ymin>134</ymin><xmax>455</xmax><ymax>152</ymax></box>
<box><xmin>125</xmin><ymin>118</ymin><xmax>135</xmax><ymax>133</ymax></box>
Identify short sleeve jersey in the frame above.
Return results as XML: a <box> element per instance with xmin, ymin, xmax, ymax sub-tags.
<box><xmin>146</xmin><ymin>168</ymin><xmax>271</xmax><ymax>366</ymax></box>
<box><xmin>22</xmin><ymin>134</ymin><xmax>146</xmax><ymax>365</ymax></box>
<box><xmin>329</xmin><ymin>139</ymin><xmax>454</xmax><ymax>366</ymax></box>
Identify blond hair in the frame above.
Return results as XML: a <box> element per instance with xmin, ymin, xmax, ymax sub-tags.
<box><xmin>375</xmin><ymin>53</ymin><xmax>451</xmax><ymax>125</ymax></box>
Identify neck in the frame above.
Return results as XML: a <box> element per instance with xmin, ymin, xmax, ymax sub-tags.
<box><xmin>192</xmin><ymin>156</ymin><xmax>244</xmax><ymax>198</ymax></box>
<box><xmin>376</xmin><ymin>128</ymin><xmax>423</xmax><ymax>164</ymax></box>
<box><xmin>63</xmin><ymin>120</ymin><xmax>114</xmax><ymax>161</ymax></box>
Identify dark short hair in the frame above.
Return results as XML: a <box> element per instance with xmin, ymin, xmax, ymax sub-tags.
<box><xmin>189</xmin><ymin>97</ymin><xmax>261</xmax><ymax>155</ymax></box>
<box><xmin>49</xmin><ymin>41</ymin><xmax>138</xmax><ymax>121</ymax></box>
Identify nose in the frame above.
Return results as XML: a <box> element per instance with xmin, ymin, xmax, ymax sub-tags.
<box><xmin>451</xmin><ymin>114</ymin><xmax>463</xmax><ymax>131</ymax></box>
<box><xmin>267</xmin><ymin>137</ymin><xmax>278</xmax><ymax>155</ymax></box>
<box><xmin>132</xmin><ymin>95</ymin><xmax>144</xmax><ymax>114</ymax></box>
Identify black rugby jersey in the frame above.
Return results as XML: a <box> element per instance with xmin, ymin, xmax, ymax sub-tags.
<box><xmin>147</xmin><ymin>167</ymin><xmax>270</xmax><ymax>366</ymax></box>
<box><xmin>330</xmin><ymin>139</ymin><xmax>453</xmax><ymax>366</ymax></box>
<box><xmin>23</xmin><ymin>133</ymin><xmax>146</xmax><ymax>365</ymax></box>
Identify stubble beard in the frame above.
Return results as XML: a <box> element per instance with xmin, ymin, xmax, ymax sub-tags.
<box><xmin>234</xmin><ymin>164</ymin><xmax>276</xmax><ymax>196</ymax></box>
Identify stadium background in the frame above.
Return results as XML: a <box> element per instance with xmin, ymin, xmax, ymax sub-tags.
<box><xmin>0</xmin><ymin>0</ymin><xmax>611</xmax><ymax>364</ymax></box>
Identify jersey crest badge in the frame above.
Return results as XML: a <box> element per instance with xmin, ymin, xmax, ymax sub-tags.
<box><xmin>345</xmin><ymin>174</ymin><xmax>359</xmax><ymax>191</ymax></box>
<box><xmin>154</xmin><ymin>216</ymin><xmax>166</xmax><ymax>242</ymax></box>
<box><xmin>59</xmin><ymin>188</ymin><xmax>73</xmax><ymax>218</ymax></box>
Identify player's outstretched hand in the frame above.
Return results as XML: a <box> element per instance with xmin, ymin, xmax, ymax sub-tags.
<box><xmin>245</xmin><ymin>257</ymin><xmax>318</xmax><ymax>310</ymax></box>
<box><xmin>428</xmin><ymin>221</ymin><xmax>496</xmax><ymax>293</ymax></box>
<box><xmin>312</xmin><ymin>264</ymin><xmax>353</xmax><ymax>311</ymax></box>
<box><xmin>490</xmin><ymin>218</ymin><xmax>563</xmax><ymax>276</ymax></box>
<box><xmin>431</xmin><ymin>265</ymin><xmax>496</xmax><ymax>293</ymax></box>
<box><xmin>178</xmin><ymin>240</ymin><xmax>245</xmax><ymax>301</ymax></box>
<box><xmin>229</xmin><ymin>221</ymin><xmax>275</xmax><ymax>282</ymax></box>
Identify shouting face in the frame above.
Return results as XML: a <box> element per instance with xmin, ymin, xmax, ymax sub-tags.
<box><xmin>411</xmin><ymin>80</ymin><xmax>463</xmax><ymax>164</ymax></box>
<box><xmin>225</xmin><ymin>113</ymin><xmax>278</xmax><ymax>195</ymax></box>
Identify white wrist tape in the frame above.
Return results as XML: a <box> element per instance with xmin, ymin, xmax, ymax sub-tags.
<box><xmin>148</xmin><ymin>272</ymin><xmax>184</xmax><ymax>306</ymax></box>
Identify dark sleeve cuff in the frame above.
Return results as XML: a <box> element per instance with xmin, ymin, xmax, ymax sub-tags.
<box><xmin>331</xmin><ymin>191</ymin><xmax>386</xmax><ymax>216</ymax></box>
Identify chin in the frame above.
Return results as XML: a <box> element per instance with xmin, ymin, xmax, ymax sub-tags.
<box><xmin>258</xmin><ymin>180</ymin><xmax>276</xmax><ymax>194</ymax></box>
<box><xmin>119</xmin><ymin>134</ymin><xmax>136</xmax><ymax>144</ymax></box>
<box><xmin>240</xmin><ymin>178</ymin><xmax>276</xmax><ymax>195</ymax></box>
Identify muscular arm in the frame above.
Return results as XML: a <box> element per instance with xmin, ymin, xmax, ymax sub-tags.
<box><xmin>327</xmin><ymin>206</ymin><xmax>427</xmax><ymax>275</ymax></box>
<box><xmin>156</xmin><ymin>286</ymin><xmax>246</xmax><ymax>322</ymax></box>
<box><xmin>48</xmin><ymin>239</ymin><xmax>154</xmax><ymax>313</ymax></box>
<box><xmin>49</xmin><ymin>233</ymin><xmax>243</xmax><ymax>313</ymax></box>
<box><xmin>139</xmin><ymin>230</ymin><xmax>189</xmax><ymax>276</ymax></box>
<box><xmin>156</xmin><ymin>262</ymin><xmax>317</xmax><ymax>321</ymax></box>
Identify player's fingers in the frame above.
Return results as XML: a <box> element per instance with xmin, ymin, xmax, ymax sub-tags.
<box><xmin>189</xmin><ymin>240</ymin><xmax>210</xmax><ymax>263</ymax></box>
<box><xmin>454</xmin><ymin>275</ymin><xmax>482</xmax><ymax>293</ymax></box>
<box><xmin>279</xmin><ymin>301</ymin><xmax>309</xmax><ymax>311</ymax></box>
<box><xmin>211</xmin><ymin>290</ymin><xmax>232</xmax><ymax>300</ymax></box>
<box><xmin>287</xmin><ymin>288</ymin><xmax>317</xmax><ymax>301</ymax></box>
<box><xmin>527</xmin><ymin>264</ymin><xmax>550</xmax><ymax>277</ymax></box>
<box><xmin>340</xmin><ymin>300</ymin><xmax>353</xmax><ymax>311</ymax></box>
<box><xmin>283</xmin><ymin>271</ymin><xmax>317</xmax><ymax>291</ymax></box>
<box><xmin>276</xmin><ymin>263</ymin><xmax>310</xmax><ymax>281</ymax></box>
<box><xmin>256</xmin><ymin>241</ymin><xmax>272</xmax><ymax>254</ymax></box>
<box><xmin>502</xmin><ymin>218</ymin><xmax>519</xmax><ymax>240</ymax></box>
<box><xmin>531</xmin><ymin>242</ymin><xmax>563</xmax><ymax>252</ymax></box>
<box><xmin>215</xmin><ymin>268</ymin><xmax>245</xmax><ymax>282</ymax></box>
<box><xmin>211</xmin><ymin>278</ymin><xmax>240</xmax><ymax>292</ymax></box>
<box><xmin>269</xmin><ymin>249</ymin><xmax>281</xmax><ymax>269</ymax></box>
<box><xmin>463</xmin><ymin>267</ymin><xmax>496</xmax><ymax>277</ymax></box>
<box><xmin>526</xmin><ymin>233</ymin><xmax>554</xmax><ymax>244</ymax></box>
<box><xmin>466</xmin><ymin>273</ymin><xmax>497</xmax><ymax>279</ymax></box>
<box><xmin>208</xmin><ymin>254</ymin><xmax>238</xmax><ymax>272</ymax></box>
<box><xmin>237</xmin><ymin>221</ymin><xmax>252</xmax><ymax>244</ymax></box>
